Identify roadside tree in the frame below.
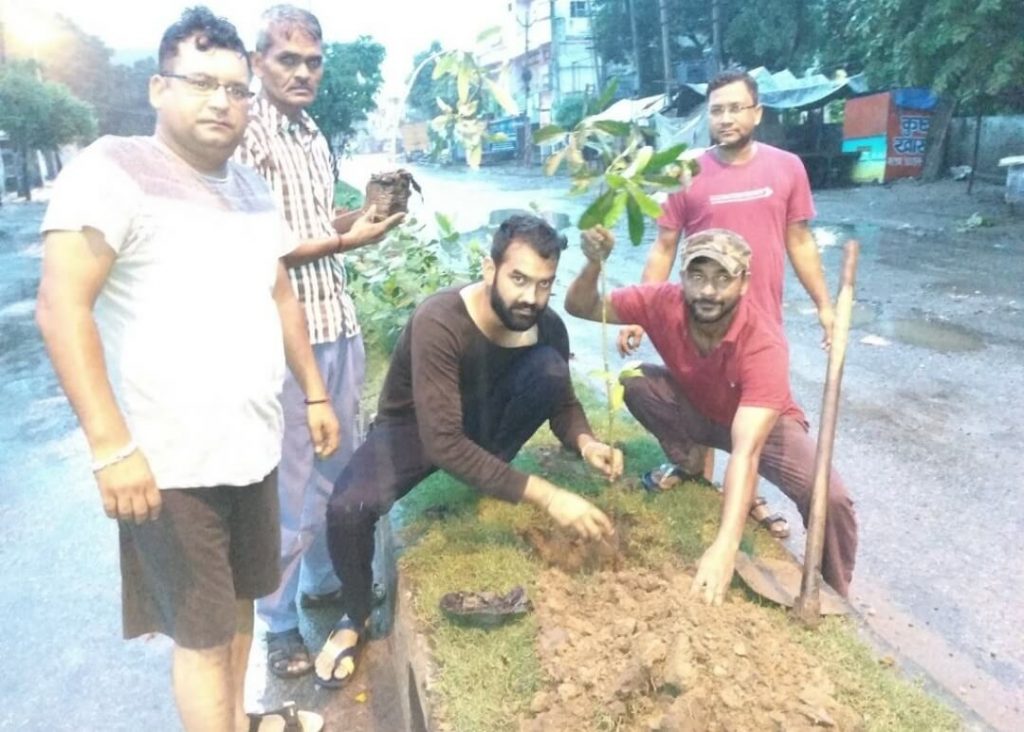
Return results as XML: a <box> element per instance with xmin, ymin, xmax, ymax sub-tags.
<box><xmin>0</xmin><ymin>62</ymin><xmax>97</xmax><ymax>200</ymax></box>
<box><xmin>308</xmin><ymin>36</ymin><xmax>386</xmax><ymax>155</ymax></box>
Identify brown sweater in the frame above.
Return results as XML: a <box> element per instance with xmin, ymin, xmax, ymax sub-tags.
<box><xmin>376</xmin><ymin>287</ymin><xmax>592</xmax><ymax>502</ymax></box>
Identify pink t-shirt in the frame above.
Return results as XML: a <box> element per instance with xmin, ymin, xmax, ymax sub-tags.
<box><xmin>657</xmin><ymin>143</ymin><xmax>815</xmax><ymax>323</ymax></box>
<box><xmin>611</xmin><ymin>283</ymin><xmax>807</xmax><ymax>427</ymax></box>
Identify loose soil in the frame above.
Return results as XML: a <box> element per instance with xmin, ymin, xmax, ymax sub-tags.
<box><xmin>523</xmin><ymin>552</ymin><xmax>860</xmax><ymax>732</ymax></box>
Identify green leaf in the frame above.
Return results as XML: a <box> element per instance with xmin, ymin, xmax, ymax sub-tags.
<box><xmin>484</xmin><ymin>76</ymin><xmax>520</xmax><ymax>115</ymax></box>
<box><xmin>625</xmin><ymin>180</ymin><xmax>664</xmax><ymax>219</ymax></box>
<box><xmin>435</xmin><ymin>212</ymin><xmax>455</xmax><ymax>237</ymax></box>
<box><xmin>619</xmin><ymin>365</ymin><xmax>644</xmax><ymax>380</ymax></box>
<box><xmin>633</xmin><ymin>145</ymin><xmax>654</xmax><ymax>174</ymax></box>
<box><xmin>432</xmin><ymin>54</ymin><xmax>456</xmax><ymax>80</ymax></box>
<box><xmin>610</xmin><ymin>382</ymin><xmax>625</xmax><ymax>412</ymax></box>
<box><xmin>644</xmin><ymin>174</ymin><xmax>682</xmax><ymax>188</ymax></box>
<box><xmin>466</xmin><ymin>143</ymin><xmax>482</xmax><ymax>169</ymax></box>
<box><xmin>646</xmin><ymin>143</ymin><xmax>689</xmax><ymax>172</ymax></box>
<box><xmin>436</xmin><ymin>97</ymin><xmax>453</xmax><ymax>114</ymax></box>
<box><xmin>543</xmin><ymin>149</ymin><xmax>566</xmax><ymax>176</ymax></box>
<box><xmin>593</xmin><ymin>120</ymin><xmax>632</xmax><ymax>137</ymax></box>
<box><xmin>603</xmin><ymin>191</ymin><xmax>629</xmax><ymax>228</ymax></box>
<box><xmin>476</xmin><ymin>25</ymin><xmax>502</xmax><ymax>43</ymax></box>
<box><xmin>578</xmin><ymin>188</ymin><xmax>617</xmax><ymax>230</ymax></box>
<box><xmin>605</xmin><ymin>173</ymin><xmax>627</xmax><ymax>190</ymax></box>
<box><xmin>626</xmin><ymin>195</ymin><xmax>644</xmax><ymax>246</ymax></box>
<box><xmin>533</xmin><ymin>124</ymin><xmax>566</xmax><ymax>144</ymax></box>
<box><xmin>457</xmin><ymin>65</ymin><xmax>471</xmax><ymax>104</ymax></box>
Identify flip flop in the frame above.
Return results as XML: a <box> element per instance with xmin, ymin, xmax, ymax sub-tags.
<box><xmin>248</xmin><ymin>701</ymin><xmax>324</xmax><ymax>732</ymax></box>
<box><xmin>314</xmin><ymin>616</ymin><xmax>364</xmax><ymax>689</ymax></box>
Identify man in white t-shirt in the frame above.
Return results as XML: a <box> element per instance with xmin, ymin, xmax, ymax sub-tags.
<box><xmin>35</xmin><ymin>8</ymin><xmax>337</xmax><ymax>731</ymax></box>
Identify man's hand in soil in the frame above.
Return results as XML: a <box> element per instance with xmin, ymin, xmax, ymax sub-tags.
<box><xmin>579</xmin><ymin>437</ymin><xmax>624</xmax><ymax>481</ymax></box>
<box><xmin>95</xmin><ymin>450</ymin><xmax>162</xmax><ymax>524</ymax></box>
<box><xmin>690</xmin><ymin>540</ymin><xmax>737</xmax><ymax>606</ymax></box>
<box><xmin>617</xmin><ymin>324</ymin><xmax>646</xmax><ymax>357</ymax></box>
<box><xmin>524</xmin><ymin>476</ymin><xmax>614</xmax><ymax>541</ymax></box>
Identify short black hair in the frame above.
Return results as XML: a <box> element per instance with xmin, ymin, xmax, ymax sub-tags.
<box><xmin>491</xmin><ymin>215</ymin><xmax>567</xmax><ymax>265</ymax></box>
<box><xmin>158</xmin><ymin>6</ymin><xmax>249</xmax><ymax>74</ymax></box>
<box><xmin>707</xmin><ymin>69</ymin><xmax>759</xmax><ymax>105</ymax></box>
<box><xmin>255</xmin><ymin>5</ymin><xmax>323</xmax><ymax>55</ymax></box>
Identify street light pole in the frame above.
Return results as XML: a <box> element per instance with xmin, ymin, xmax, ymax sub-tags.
<box><xmin>658</xmin><ymin>0</ymin><xmax>671</xmax><ymax>96</ymax></box>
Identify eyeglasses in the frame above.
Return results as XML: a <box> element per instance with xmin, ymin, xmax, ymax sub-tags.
<box><xmin>708</xmin><ymin>103</ymin><xmax>757</xmax><ymax>118</ymax></box>
<box><xmin>160</xmin><ymin>73</ymin><xmax>255</xmax><ymax>103</ymax></box>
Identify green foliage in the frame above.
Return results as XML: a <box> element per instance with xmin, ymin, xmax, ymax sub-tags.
<box><xmin>308</xmin><ymin>37</ymin><xmax>386</xmax><ymax>152</ymax></box>
<box><xmin>826</xmin><ymin>0</ymin><xmax>1024</xmax><ymax>112</ymax></box>
<box><xmin>0</xmin><ymin>62</ymin><xmax>97</xmax><ymax>197</ymax></box>
<box><xmin>534</xmin><ymin>84</ymin><xmax>694</xmax><ymax>245</ymax></box>
<box><xmin>347</xmin><ymin>214</ymin><xmax>485</xmax><ymax>352</ymax></box>
<box><xmin>590</xmin><ymin>0</ymin><xmax>825</xmax><ymax>93</ymax></box>
<box><xmin>427</xmin><ymin>46</ymin><xmax>520</xmax><ymax>168</ymax></box>
<box><xmin>5</xmin><ymin>9</ymin><xmax>155</xmax><ymax>136</ymax></box>
<box><xmin>405</xmin><ymin>41</ymin><xmax>457</xmax><ymax>122</ymax></box>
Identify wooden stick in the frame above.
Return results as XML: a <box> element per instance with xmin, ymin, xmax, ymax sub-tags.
<box><xmin>793</xmin><ymin>240</ymin><xmax>860</xmax><ymax>626</ymax></box>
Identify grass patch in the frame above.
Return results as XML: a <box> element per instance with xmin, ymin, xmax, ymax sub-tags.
<box><xmin>793</xmin><ymin>618</ymin><xmax>961</xmax><ymax>731</ymax></box>
<box><xmin>387</xmin><ymin>375</ymin><xmax>958</xmax><ymax>732</ymax></box>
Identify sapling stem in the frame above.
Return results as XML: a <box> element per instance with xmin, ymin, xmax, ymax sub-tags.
<box><xmin>599</xmin><ymin>259</ymin><xmax>615</xmax><ymax>448</ymax></box>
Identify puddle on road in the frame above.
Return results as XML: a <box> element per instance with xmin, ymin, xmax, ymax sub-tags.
<box><xmin>875</xmin><ymin>317</ymin><xmax>986</xmax><ymax>352</ymax></box>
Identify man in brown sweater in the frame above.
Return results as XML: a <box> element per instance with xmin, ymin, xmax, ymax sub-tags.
<box><xmin>315</xmin><ymin>214</ymin><xmax>621</xmax><ymax>687</ymax></box>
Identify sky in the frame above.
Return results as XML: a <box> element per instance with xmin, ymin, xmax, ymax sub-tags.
<box><xmin>23</xmin><ymin>0</ymin><xmax>509</xmax><ymax>95</ymax></box>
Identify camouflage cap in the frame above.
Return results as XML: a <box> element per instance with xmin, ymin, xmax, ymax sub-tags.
<box><xmin>680</xmin><ymin>228</ymin><xmax>752</xmax><ymax>277</ymax></box>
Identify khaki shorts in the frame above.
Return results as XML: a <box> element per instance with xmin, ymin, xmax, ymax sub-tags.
<box><xmin>119</xmin><ymin>471</ymin><xmax>281</xmax><ymax>649</ymax></box>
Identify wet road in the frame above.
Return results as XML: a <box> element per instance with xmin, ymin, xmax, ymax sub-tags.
<box><xmin>1</xmin><ymin>158</ymin><xmax>1021</xmax><ymax>730</ymax></box>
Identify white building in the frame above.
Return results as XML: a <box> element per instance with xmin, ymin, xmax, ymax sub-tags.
<box><xmin>478</xmin><ymin>0</ymin><xmax>600</xmax><ymax>124</ymax></box>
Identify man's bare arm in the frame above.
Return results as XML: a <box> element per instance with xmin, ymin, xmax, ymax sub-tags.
<box><xmin>280</xmin><ymin>207</ymin><xmax>405</xmax><ymax>268</ymax></box>
<box><xmin>640</xmin><ymin>226</ymin><xmax>684</xmax><ymax>283</ymax></box>
<box><xmin>785</xmin><ymin>221</ymin><xmax>835</xmax><ymax>347</ymax></box>
<box><xmin>565</xmin><ymin>226</ymin><xmax>624</xmax><ymax>324</ymax></box>
<box><xmin>36</xmin><ymin>228</ymin><xmax>161</xmax><ymax>522</ymax></box>
<box><xmin>690</xmin><ymin>406</ymin><xmax>779</xmax><ymax>604</ymax></box>
<box><xmin>271</xmin><ymin>262</ymin><xmax>340</xmax><ymax>458</ymax></box>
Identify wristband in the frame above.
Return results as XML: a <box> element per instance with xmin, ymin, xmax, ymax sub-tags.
<box><xmin>91</xmin><ymin>441</ymin><xmax>138</xmax><ymax>473</ymax></box>
<box><xmin>304</xmin><ymin>398</ymin><xmax>329</xmax><ymax>405</ymax></box>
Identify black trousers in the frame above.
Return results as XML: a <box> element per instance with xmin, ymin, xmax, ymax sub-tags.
<box><xmin>325</xmin><ymin>346</ymin><xmax>572</xmax><ymax>626</ymax></box>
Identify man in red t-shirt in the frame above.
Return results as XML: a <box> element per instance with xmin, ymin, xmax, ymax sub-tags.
<box><xmin>566</xmin><ymin>227</ymin><xmax>857</xmax><ymax>602</ymax></box>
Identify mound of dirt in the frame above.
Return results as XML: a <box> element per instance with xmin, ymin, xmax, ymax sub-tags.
<box><xmin>520</xmin><ymin>563</ymin><xmax>863</xmax><ymax>732</ymax></box>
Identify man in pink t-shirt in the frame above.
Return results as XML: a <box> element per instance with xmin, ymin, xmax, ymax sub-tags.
<box><xmin>566</xmin><ymin>227</ymin><xmax>857</xmax><ymax>602</ymax></box>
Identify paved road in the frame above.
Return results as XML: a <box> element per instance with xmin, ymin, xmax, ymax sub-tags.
<box><xmin>1</xmin><ymin>158</ymin><xmax>1021</xmax><ymax>730</ymax></box>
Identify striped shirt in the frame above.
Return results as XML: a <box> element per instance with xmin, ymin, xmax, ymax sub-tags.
<box><xmin>237</xmin><ymin>96</ymin><xmax>359</xmax><ymax>343</ymax></box>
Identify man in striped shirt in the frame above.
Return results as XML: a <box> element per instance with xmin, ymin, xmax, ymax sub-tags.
<box><xmin>237</xmin><ymin>4</ymin><xmax>403</xmax><ymax>679</ymax></box>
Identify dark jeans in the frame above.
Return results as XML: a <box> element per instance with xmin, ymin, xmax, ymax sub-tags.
<box><xmin>623</xmin><ymin>364</ymin><xmax>858</xmax><ymax>597</ymax></box>
<box><xmin>326</xmin><ymin>346</ymin><xmax>571</xmax><ymax>626</ymax></box>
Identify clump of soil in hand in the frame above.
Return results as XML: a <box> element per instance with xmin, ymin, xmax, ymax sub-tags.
<box><xmin>521</xmin><ymin>515</ymin><xmax>634</xmax><ymax>573</ymax></box>
<box><xmin>521</xmin><ymin>564</ymin><xmax>863</xmax><ymax>731</ymax></box>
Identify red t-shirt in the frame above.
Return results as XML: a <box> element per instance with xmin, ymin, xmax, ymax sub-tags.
<box><xmin>657</xmin><ymin>143</ymin><xmax>815</xmax><ymax>323</ymax></box>
<box><xmin>611</xmin><ymin>283</ymin><xmax>807</xmax><ymax>427</ymax></box>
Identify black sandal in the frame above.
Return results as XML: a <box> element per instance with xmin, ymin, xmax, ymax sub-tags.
<box><xmin>266</xmin><ymin>628</ymin><xmax>312</xmax><ymax>679</ymax></box>
<box><xmin>749</xmin><ymin>496</ymin><xmax>790</xmax><ymax>539</ymax></box>
<box><xmin>314</xmin><ymin>615</ymin><xmax>365</xmax><ymax>689</ymax></box>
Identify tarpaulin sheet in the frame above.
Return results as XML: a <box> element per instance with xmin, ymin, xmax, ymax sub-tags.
<box><xmin>685</xmin><ymin>67</ymin><xmax>868</xmax><ymax>111</ymax></box>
